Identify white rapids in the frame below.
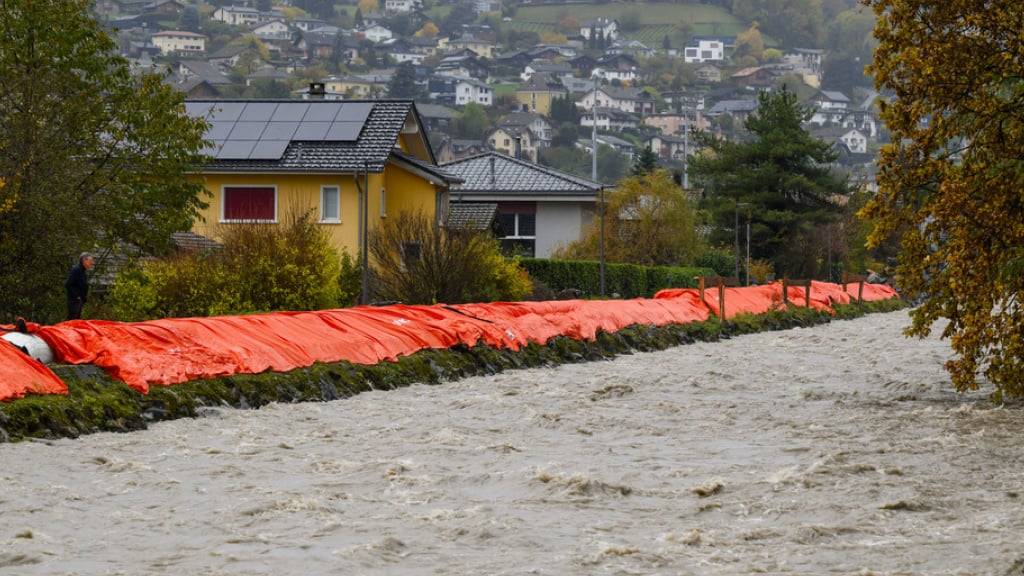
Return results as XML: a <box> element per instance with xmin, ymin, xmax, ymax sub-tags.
<box><xmin>1</xmin><ymin>311</ymin><xmax>1023</xmax><ymax>575</ymax></box>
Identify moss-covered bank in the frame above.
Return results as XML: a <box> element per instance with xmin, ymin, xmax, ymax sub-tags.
<box><xmin>0</xmin><ymin>300</ymin><xmax>907</xmax><ymax>442</ymax></box>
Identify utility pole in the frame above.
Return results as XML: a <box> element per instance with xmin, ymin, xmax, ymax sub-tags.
<box><xmin>682</xmin><ymin>104</ymin><xmax>689</xmax><ymax>189</ymax></box>
<box><xmin>592</xmin><ymin>73</ymin><xmax>605</xmax><ymax>297</ymax></box>
<box><xmin>746</xmin><ymin>213</ymin><xmax>751</xmax><ymax>286</ymax></box>
<box><xmin>734</xmin><ymin>200</ymin><xmax>740</xmax><ymax>280</ymax></box>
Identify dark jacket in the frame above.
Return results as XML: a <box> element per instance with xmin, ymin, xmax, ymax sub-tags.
<box><xmin>65</xmin><ymin>263</ymin><xmax>89</xmax><ymax>303</ymax></box>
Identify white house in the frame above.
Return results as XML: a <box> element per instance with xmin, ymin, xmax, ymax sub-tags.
<box><xmin>580</xmin><ymin>18</ymin><xmax>618</xmax><ymax>41</ymax></box>
<box><xmin>361</xmin><ymin>24</ymin><xmax>393</xmax><ymax>43</ymax></box>
<box><xmin>579</xmin><ymin>107</ymin><xmax>639</xmax><ymax>132</ymax></box>
<box><xmin>683</xmin><ymin>39</ymin><xmax>725</xmax><ymax>63</ymax></box>
<box><xmin>442</xmin><ymin>152</ymin><xmax>605</xmax><ymax>259</ymax></box>
<box><xmin>212</xmin><ymin>6</ymin><xmax>261</xmax><ymax>27</ymax></box>
<box><xmin>252</xmin><ymin>20</ymin><xmax>292</xmax><ymax>41</ymax></box>
<box><xmin>577</xmin><ymin>86</ymin><xmax>655</xmax><ymax>115</ymax></box>
<box><xmin>454</xmin><ymin>78</ymin><xmax>493</xmax><ymax>106</ymax></box>
<box><xmin>813</xmin><ymin>90</ymin><xmax>851</xmax><ymax>111</ymax></box>
<box><xmin>152</xmin><ymin>31</ymin><xmax>206</xmax><ymax>55</ymax></box>
<box><xmin>385</xmin><ymin>0</ymin><xmax>418</xmax><ymax>13</ymax></box>
<box><xmin>839</xmin><ymin>128</ymin><xmax>868</xmax><ymax>154</ymax></box>
<box><xmin>591</xmin><ymin>66</ymin><xmax>637</xmax><ymax>83</ymax></box>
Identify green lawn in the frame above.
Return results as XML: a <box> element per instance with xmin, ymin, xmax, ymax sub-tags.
<box><xmin>513</xmin><ymin>2</ymin><xmax>744</xmax><ymax>28</ymax></box>
<box><xmin>506</xmin><ymin>2</ymin><xmax>758</xmax><ymax>48</ymax></box>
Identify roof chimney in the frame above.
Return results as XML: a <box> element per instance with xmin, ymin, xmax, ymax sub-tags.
<box><xmin>513</xmin><ymin>135</ymin><xmax>522</xmax><ymax>160</ymax></box>
<box><xmin>308</xmin><ymin>82</ymin><xmax>325</xmax><ymax>98</ymax></box>
<box><xmin>489</xmin><ymin>155</ymin><xmax>496</xmax><ymax>190</ymax></box>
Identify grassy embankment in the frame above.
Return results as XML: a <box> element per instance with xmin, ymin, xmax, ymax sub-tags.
<box><xmin>0</xmin><ymin>299</ymin><xmax>907</xmax><ymax>443</ymax></box>
<box><xmin>506</xmin><ymin>3</ymin><xmax>755</xmax><ymax>45</ymax></box>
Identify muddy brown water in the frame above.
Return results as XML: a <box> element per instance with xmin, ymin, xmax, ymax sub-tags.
<box><xmin>1</xmin><ymin>311</ymin><xmax>1022</xmax><ymax>575</ymax></box>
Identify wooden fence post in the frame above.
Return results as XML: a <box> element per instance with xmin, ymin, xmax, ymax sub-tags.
<box><xmin>782</xmin><ymin>278</ymin><xmax>789</xmax><ymax>306</ymax></box>
<box><xmin>805</xmin><ymin>279</ymin><xmax>812</xmax><ymax>308</ymax></box>
<box><xmin>718</xmin><ymin>277</ymin><xmax>726</xmax><ymax>320</ymax></box>
<box><xmin>858</xmin><ymin>280</ymin><xmax>864</xmax><ymax>303</ymax></box>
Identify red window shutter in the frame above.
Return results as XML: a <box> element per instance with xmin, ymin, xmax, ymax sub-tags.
<box><xmin>224</xmin><ymin>187</ymin><xmax>275</xmax><ymax>221</ymax></box>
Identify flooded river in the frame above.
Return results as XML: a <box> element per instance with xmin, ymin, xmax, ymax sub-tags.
<box><xmin>2</xmin><ymin>311</ymin><xmax>1022</xmax><ymax>575</ymax></box>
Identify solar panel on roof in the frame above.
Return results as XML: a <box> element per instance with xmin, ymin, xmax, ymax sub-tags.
<box><xmin>209</xmin><ymin>102</ymin><xmax>245</xmax><ymax>122</ymax></box>
<box><xmin>271</xmin><ymin>103</ymin><xmax>309</xmax><ymax>122</ymax></box>
<box><xmin>207</xmin><ymin>121</ymin><xmax>235</xmax><ymax>140</ymax></box>
<box><xmin>200</xmin><ymin>140</ymin><xmax>224</xmax><ymax>156</ymax></box>
<box><xmin>248</xmin><ymin>140</ymin><xmax>290</xmax><ymax>160</ymax></box>
<box><xmin>261</xmin><ymin>121</ymin><xmax>299</xmax><ymax>140</ymax></box>
<box><xmin>239</xmin><ymin>102</ymin><xmax>279</xmax><ymax>122</ymax></box>
<box><xmin>324</xmin><ymin>122</ymin><xmax>362</xmax><ymax>141</ymax></box>
<box><xmin>217</xmin><ymin>140</ymin><xmax>256</xmax><ymax>159</ymax></box>
<box><xmin>227</xmin><ymin>122</ymin><xmax>267</xmax><ymax>140</ymax></box>
<box><xmin>293</xmin><ymin>122</ymin><xmax>331</xmax><ymax>140</ymax></box>
<box><xmin>302</xmin><ymin>102</ymin><xmax>343</xmax><ymax>122</ymax></box>
<box><xmin>185</xmin><ymin>102</ymin><xmax>216</xmax><ymax>118</ymax></box>
<box><xmin>336</xmin><ymin>102</ymin><xmax>374</xmax><ymax>123</ymax></box>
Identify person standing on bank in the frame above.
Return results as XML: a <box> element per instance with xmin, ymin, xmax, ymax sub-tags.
<box><xmin>65</xmin><ymin>252</ymin><xmax>94</xmax><ymax>321</ymax></box>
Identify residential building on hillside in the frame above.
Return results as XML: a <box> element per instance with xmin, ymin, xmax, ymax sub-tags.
<box><xmin>360</xmin><ymin>24</ymin><xmax>393</xmax><ymax>43</ymax></box>
<box><xmin>576</xmin><ymin>134</ymin><xmax>635</xmax><ymax>159</ymax></box>
<box><xmin>643</xmin><ymin>111</ymin><xmax>710</xmax><ymax>136</ymax></box>
<box><xmin>695</xmin><ymin>64</ymin><xmax>722</xmax><ymax>83</ymax></box>
<box><xmin>428</xmin><ymin>76</ymin><xmax>493</xmax><ymax>106</ymax></box>
<box><xmin>323</xmin><ymin>75</ymin><xmax>385</xmax><ymax>98</ymax></box>
<box><xmin>252</xmin><ymin>20</ymin><xmax>292</xmax><ymax>41</ymax></box>
<box><xmin>580</xmin><ymin>18</ymin><xmax>619</xmax><ymax>41</ymax></box>
<box><xmin>811</xmin><ymin>126</ymin><xmax>870</xmax><ymax>155</ymax></box>
<box><xmin>291</xmin><ymin>18</ymin><xmax>328</xmax><ymax>32</ymax></box>
<box><xmin>644</xmin><ymin>134</ymin><xmax>689</xmax><ymax>161</ymax></box>
<box><xmin>499</xmin><ymin>112</ymin><xmax>553</xmax><ymax>146</ymax></box>
<box><xmin>706</xmin><ymin>98</ymin><xmax>758</xmax><ymax>121</ymax></box>
<box><xmin>683</xmin><ymin>37</ymin><xmax>727</xmax><ymax>63</ymax></box>
<box><xmin>486</xmin><ymin>126</ymin><xmax>538</xmax><ymax>162</ymax></box>
<box><xmin>579</xmin><ymin>107</ymin><xmax>640</xmax><ymax>131</ymax></box>
<box><xmin>442</xmin><ymin>152</ymin><xmax>605</xmax><ymax>258</ymax></box>
<box><xmin>212</xmin><ymin>5</ymin><xmax>262</xmax><ymax>26</ymax></box>
<box><xmin>184</xmin><ymin>99</ymin><xmax>462</xmax><ymax>258</ymax></box>
<box><xmin>577</xmin><ymin>85</ymin><xmax>655</xmax><ymax>115</ymax></box>
<box><xmin>385</xmin><ymin>0</ymin><xmax>419</xmax><ymax>14</ymax></box>
<box><xmin>515</xmin><ymin>73</ymin><xmax>567</xmax><ymax>116</ymax></box>
<box><xmin>152</xmin><ymin>31</ymin><xmax>206</xmax><ymax>55</ymax></box>
<box><xmin>447</xmin><ymin>34</ymin><xmax>496</xmax><ymax>58</ymax></box>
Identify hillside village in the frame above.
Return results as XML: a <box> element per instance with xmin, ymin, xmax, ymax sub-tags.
<box><xmin>83</xmin><ymin>0</ymin><xmax>884</xmax><ymax>260</ymax></box>
<box><xmin>97</xmin><ymin>0</ymin><xmax>882</xmax><ymax>192</ymax></box>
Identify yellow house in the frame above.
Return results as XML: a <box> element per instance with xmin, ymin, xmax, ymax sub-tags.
<box><xmin>321</xmin><ymin>76</ymin><xmax>383</xmax><ymax>98</ymax></box>
<box><xmin>514</xmin><ymin>73</ymin><xmax>567</xmax><ymax>116</ymax></box>
<box><xmin>184</xmin><ymin>99</ymin><xmax>461</xmax><ymax>259</ymax></box>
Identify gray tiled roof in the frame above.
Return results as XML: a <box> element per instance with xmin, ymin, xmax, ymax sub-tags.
<box><xmin>190</xmin><ymin>99</ymin><xmax>417</xmax><ymax>173</ymax></box>
<box><xmin>442</xmin><ymin>151</ymin><xmax>602</xmax><ymax>195</ymax></box>
<box><xmin>447</xmin><ymin>202</ymin><xmax>497</xmax><ymax>230</ymax></box>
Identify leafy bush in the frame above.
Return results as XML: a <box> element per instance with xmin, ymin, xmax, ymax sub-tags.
<box><xmin>520</xmin><ymin>258</ymin><xmax>714</xmax><ymax>298</ymax></box>
<box><xmin>106</xmin><ymin>212</ymin><xmax>342</xmax><ymax>320</ymax></box>
<box><xmin>368</xmin><ymin>210</ymin><xmax>532</xmax><ymax>304</ymax></box>
<box><xmin>694</xmin><ymin>246</ymin><xmax>736</xmax><ymax>277</ymax></box>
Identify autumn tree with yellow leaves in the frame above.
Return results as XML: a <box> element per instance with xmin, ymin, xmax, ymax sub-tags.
<box><xmin>864</xmin><ymin>0</ymin><xmax>1024</xmax><ymax>398</ymax></box>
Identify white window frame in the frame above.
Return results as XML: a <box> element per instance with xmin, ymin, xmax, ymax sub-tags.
<box><xmin>320</xmin><ymin>185</ymin><xmax>341</xmax><ymax>223</ymax></box>
<box><xmin>220</xmin><ymin>184</ymin><xmax>278</xmax><ymax>224</ymax></box>
<box><xmin>380</xmin><ymin>187</ymin><xmax>387</xmax><ymax>217</ymax></box>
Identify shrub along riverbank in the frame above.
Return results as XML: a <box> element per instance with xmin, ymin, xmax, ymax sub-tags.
<box><xmin>0</xmin><ymin>299</ymin><xmax>907</xmax><ymax>443</ymax></box>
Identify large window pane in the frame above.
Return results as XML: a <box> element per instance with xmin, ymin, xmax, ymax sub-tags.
<box><xmin>224</xmin><ymin>187</ymin><xmax>275</xmax><ymax>221</ymax></box>
<box><xmin>517</xmin><ymin>214</ymin><xmax>536</xmax><ymax>237</ymax></box>
<box><xmin>321</xmin><ymin>186</ymin><xmax>340</xmax><ymax>222</ymax></box>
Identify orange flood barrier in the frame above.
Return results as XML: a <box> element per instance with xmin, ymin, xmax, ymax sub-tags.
<box><xmin>0</xmin><ymin>338</ymin><xmax>68</xmax><ymax>401</ymax></box>
<box><xmin>1</xmin><ymin>280</ymin><xmax>898</xmax><ymax>399</ymax></box>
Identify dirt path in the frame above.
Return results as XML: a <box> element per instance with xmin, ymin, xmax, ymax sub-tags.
<box><xmin>1</xmin><ymin>311</ymin><xmax>1021</xmax><ymax>575</ymax></box>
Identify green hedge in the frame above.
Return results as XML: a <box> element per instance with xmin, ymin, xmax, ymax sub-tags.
<box><xmin>520</xmin><ymin>258</ymin><xmax>715</xmax><ymax>298</ymax></box>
